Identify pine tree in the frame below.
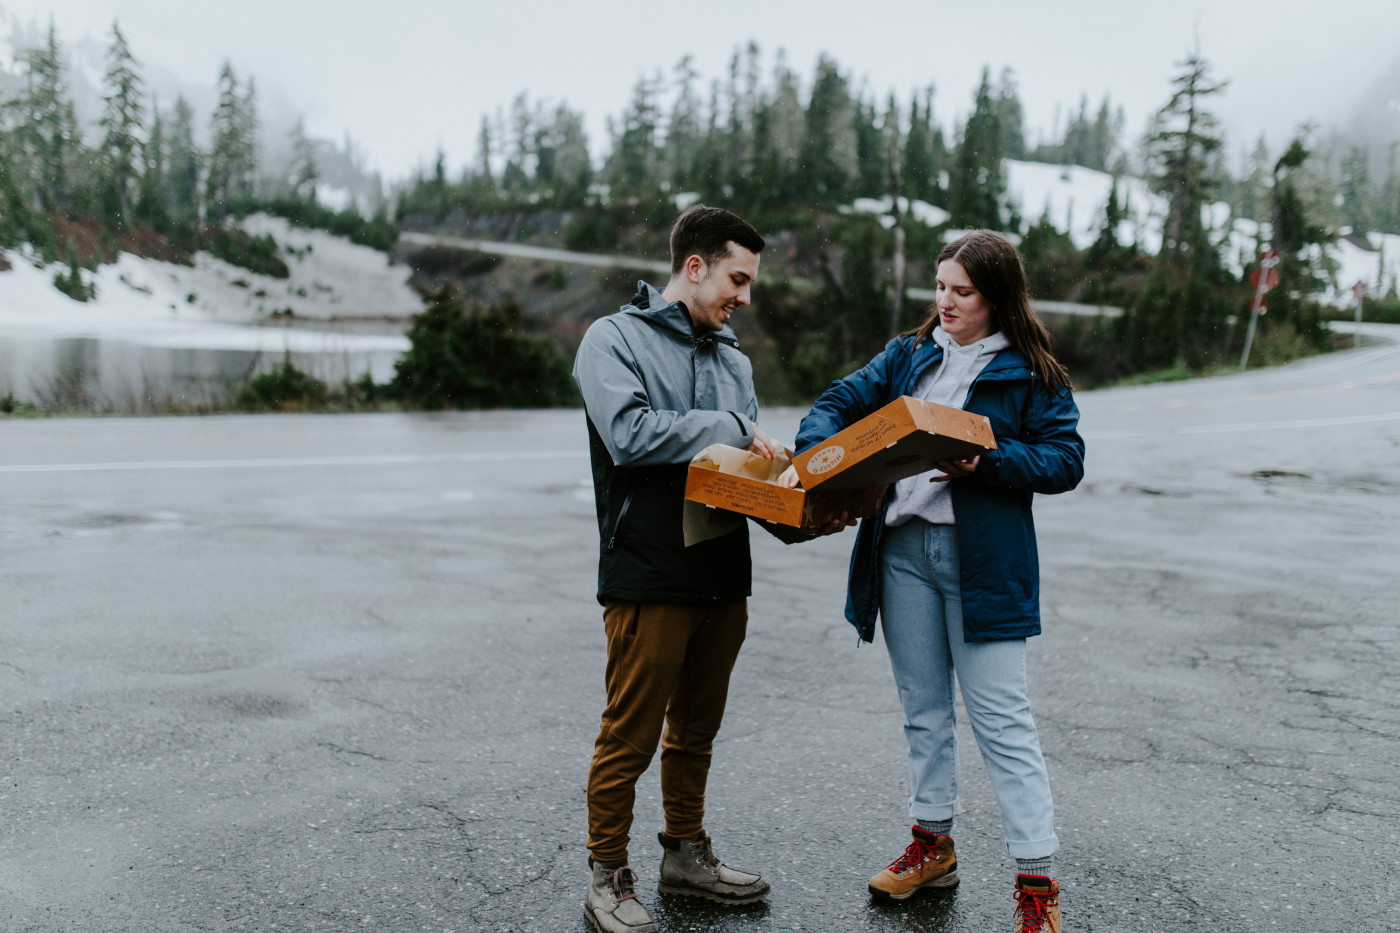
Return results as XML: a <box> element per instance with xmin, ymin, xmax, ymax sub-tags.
<box><xmin>947</xmin><ymin>67</ymin><xmax>1003</xmax><ymax>229</ymax></box>
<box><xmin>799</xmin><ymin>55</ymin><xmax>856</xmax><ymax>202</ymax></box>
<box><xmin>607</xmin><ymin>71</ymin><xmax>663</xmax><ymax>200</ymax></box>
<box><xmin>289</xmin><ymin>117</ymin><xmax>318</xmax><ymax>201</ymax></box>
<box><xmin>1339</xmin><ymin>145</ymin><xmax>1372</xmax><ymax>236</ymax></box>
<box><xmin>853</xmin><ymin>91</ymin><xmax>886</xmax><ymax>196</ymax></box>
<box><xmin>14</xmin><ymin>21</ymin><xmax>74</xmax><ymax>212</ymax></box>
<box><xmin>767</xmin><ymin>53</ymin><xmax>805</xmax><ymax>202</ymax></box>
<box><xmin>501</xmin><ymin>91</ymin><xmax>531</xmax><ymax>196</ymax></box>
<box><xmin>902</xmin><ymin>87</ymin><xmax>938</xmax><ymax>204</ymax></box>
<box><xmin>97</xmin><ymin>20</ymin><xmax>145</xmax><ymax>224</ymax></box>
<box><xmin>236</xmin><ymin>76</ymin><xmax>259</xmax><ymax>200</ymax></box>
<box><xmin>134</xmin><ymin>96</ymin><xmax>167</xmax><ymax>226</ymax></box>
<box><xmin>547</xmin><ymin>104</ymin><xmax>591</xmax><ymax>207</ymax></box>
<box><xmin>663</xmin><ymin>55</ymin><xmax>703</xmax><ymax>192</ymax></box>
<box><xmin>1265</xmin><ymin>136</ymin><xmax>1332</xmax><ymax>348</ymax></box>
<box><xmin>1125</xmin><ymin>48</ymin><xmax>1230</xmax><ymax>370</ymax></box>
<box><xmin>994</xmin><ymin>68</ymin><xmax>1026</xmax><ymax>160</ymax></box>
<box><xmin>166</xmin><ymin>95</ymin><xmax>200</xmax><ymax>221</ymax></box>
<box><xmin>206</xmin><ymin>60</ymin><xmax>242</xmax><ymax>223</ymax></box>
<box><xmin>1149</xmin><ymin>49</ymin><xmax>1226</xmax><ymax>266</ymax></box>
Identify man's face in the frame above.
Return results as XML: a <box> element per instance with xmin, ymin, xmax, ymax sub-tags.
<box><xmin>684</xmin><ymin>242</ymin><xmax>760</xmax><ymax>332</ymax></box>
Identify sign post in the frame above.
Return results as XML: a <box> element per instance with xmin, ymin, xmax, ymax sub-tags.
<box><xmin>1352</xmin><ymin>281</ymin><xmax>1366</xmax><ymax>348</ymax></box>
<box><xmin>1240</xmin><ymin>248</ymin><xmax>1280</xmax><ymax>370</ymax></box>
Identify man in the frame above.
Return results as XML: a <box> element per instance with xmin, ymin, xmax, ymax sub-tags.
<box><xmin>572</xmin><ymin>205</ymin><xmax>774</xmax><ymax>933</ymax></box>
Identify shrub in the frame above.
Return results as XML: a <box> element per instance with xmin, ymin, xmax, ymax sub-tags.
<box><xmin>203</xmin><ymin>226</ymin><xmax>290</xmax><ymax>278</ymax></box>
<box><xmin>390</xmin><ymin>287</ymin><xmax>576</xmax><ymax>409</ymax></box>
<box><xmin>236</xmin><ymin>353</ymin><xmax>329</xmax><ymax>411</ymax></box>
<box><xmin>53</xmin><ymin>256</ymin><xmax>95</xmax><ymax>301</ymax></box>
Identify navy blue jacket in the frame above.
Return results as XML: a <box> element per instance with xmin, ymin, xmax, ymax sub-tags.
<box><xmin>795</xmin><ymin>335</ymin><xmax>1085</xmax><ymax>643</ymax></box>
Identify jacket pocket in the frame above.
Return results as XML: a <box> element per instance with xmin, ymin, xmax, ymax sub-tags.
<box><xmin>604</xmin><ymin>486</ymin><xmax>635</xmax><ymax>554</ymax></box>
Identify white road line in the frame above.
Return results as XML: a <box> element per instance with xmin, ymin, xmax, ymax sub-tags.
<box><xmin>0</xmin><ymin>449</ymin><xmax>589</xmax><ymax>474</ymax></box>
<box><xmin>1085</xmin><ymin>411</ymin><xmax>1400</xmax><ymax>439</ymax></box>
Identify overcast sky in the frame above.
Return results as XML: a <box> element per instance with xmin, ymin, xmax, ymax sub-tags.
<box><xmin>5</xmin><ymin>0</ymin><xmax>1399</xmax><ymax>181</ymax></box>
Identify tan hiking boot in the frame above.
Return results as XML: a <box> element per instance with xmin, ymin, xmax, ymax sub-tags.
<box><xmin>1013</xmin><ymin>874</ymin><xmax>1061</xmax><ymax>933</ymax></box>
<box><xmin>868</xmin><ymin>825</ymin><xmax>959</xmax><ymax>900</ymax></box>
<box><xmin>656</xmin><ymin>831</ymin><xmax>769</xmax><ymax>904</ymax></box>
<box><xmin>585</xmin><ymin>859</ymin><xmax>657</xmax><ymax>933</ymax></box>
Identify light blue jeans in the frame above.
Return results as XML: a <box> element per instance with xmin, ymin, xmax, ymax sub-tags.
<box><xmin>879</xmin><ymin>519</ymin><xmax>1057</xmax><ymax>859</ymax></box>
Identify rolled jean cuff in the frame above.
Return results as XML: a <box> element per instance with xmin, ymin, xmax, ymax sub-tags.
<box><xmin>1006</xmin><ymin>833</ymin><xmax>1058</xmax><ymax>860</ymax></box>
<box><xmin>909</xmin><ymin>801</ymin><xmax>959</xmax><ymax>822</ymax></box>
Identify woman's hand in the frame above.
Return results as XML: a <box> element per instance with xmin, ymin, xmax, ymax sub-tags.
<box><xmin>778</xmin><ymin>465</ymin><xmax>801</xmax><ymax>489</ymax></box>
<box><xmin>930</xmin><ymin>455</ymin><xmax>980</xmax><ymax>482</ymax></box>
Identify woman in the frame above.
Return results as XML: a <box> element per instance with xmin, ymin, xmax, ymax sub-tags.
<box><xmin>781</xmin><ymin>230</ymin><xmax>1083</xmax><ymax>933</ymax></box>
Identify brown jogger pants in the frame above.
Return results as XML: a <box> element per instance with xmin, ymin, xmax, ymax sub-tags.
<box><xmin>585</xmin><ymin>598</ymin><xmax>748</xmax><ymax>864</ymax></box>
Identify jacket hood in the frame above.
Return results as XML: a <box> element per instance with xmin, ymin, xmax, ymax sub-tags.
<box><xmin>911</xmin><ymin>333</ymin><xmax>1031</xmax><ymax>381</ymax></box>
<box><xmin>621</xmin><ymin>280</ymin><xmax>740</xmax><ymax>347</ymax></box>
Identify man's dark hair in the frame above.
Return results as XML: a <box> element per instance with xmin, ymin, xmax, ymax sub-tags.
<box><xmin>669</xmin><ymin>205</ymin><xmax>765</xmax><ymax>274</ymax></box>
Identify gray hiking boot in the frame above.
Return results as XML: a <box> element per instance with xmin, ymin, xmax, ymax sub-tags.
<box><xmin>657</xmin><ymin>831</ymin><xmax>770</xmax><ymax>904</ymax></box>
<box><xmin>585</xmin><ymin>859</ymin><xmax>657</xmax><ymax>933</ymax></box>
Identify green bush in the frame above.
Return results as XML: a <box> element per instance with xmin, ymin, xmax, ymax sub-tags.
<box><xmin>236</xmin><ymin>196</ymin><xmax>399</xmax><ymax>252</ymax></box>
<box><xmin>390</xmin><ymin>287</ymin><xmax>576</xmax><ymax>409</ymax></box>
<box><xmin>203</xmin><ymin>226</ymin><xmax>290</xmax><ymax>278</ymax></box>
<box><xmin>53</xmin><ymin>256</ymin><xmax>95</xmax><ymax>301</ymax></box>
<box><xmin>236</xmin><ymin>353</ymin><xmax>329</xmax><ymax>411</ymax></box>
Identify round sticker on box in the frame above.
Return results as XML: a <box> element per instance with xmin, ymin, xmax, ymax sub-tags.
<box><xmin>806</xmin><ymin>445</ymin><xmax>845</xmax><ymax>475</ymax></box>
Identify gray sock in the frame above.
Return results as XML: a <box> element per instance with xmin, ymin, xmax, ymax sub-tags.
<box><xmin>1015</xmin><ymin>856</ymin><xmax>1053</xmax><ymax>878</ymax></box>
<box><xmin>916</xmin><ymin>818</ymin><xmax>953</xmax><ymax>836</ymax></box>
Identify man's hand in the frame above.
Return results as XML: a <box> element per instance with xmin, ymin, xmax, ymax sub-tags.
<box><xmin>930</xmin><ymin>455</ymin><xmax>980</xmax><ymax>482</ymax></box>
<box><xmin>778</xmin><ymin>464</ymin><xmax>800</xmax><ymax>488</ymax></box>
<box><xmin>747</xmin><ymin>425</ymin><xmax>778</xmax><ymax>459</ymax></box>
<box><xmin>808</xmin><ymin>511</ymin><xmax>858</xmax><ymax>537</ymax></box>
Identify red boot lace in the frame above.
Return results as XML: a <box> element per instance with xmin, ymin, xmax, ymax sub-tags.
<box><xmin>887</xmin><ymin>836</ymin><xmax>936</xmax><ymax>873</ymax></box>
<box><xmin>1014</xmin><ymin>885</ymin><xmax>1054</xmax><ymax>932</ymax></box>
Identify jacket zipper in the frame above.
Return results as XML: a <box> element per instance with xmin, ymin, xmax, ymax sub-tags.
<box><xmin>605</xmin><ymin>487</ymin><xmax>634</xmax><ymax>554</ymax></box>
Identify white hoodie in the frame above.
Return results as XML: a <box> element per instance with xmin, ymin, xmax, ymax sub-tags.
<box><xmin>884</xmin><ymin>326</ymin><xmax>1011</xmax><ymax>527</ymax></box>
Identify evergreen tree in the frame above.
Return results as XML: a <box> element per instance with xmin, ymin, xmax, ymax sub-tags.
<box><xmin>236</xmin><ymin>76</ymin><xmax>259</xmax><ymax>199</ymax></box>
<box><xmin>1124</xmin><ymin>49</ymin><xmax>1230</xmax><ymax>370</ymax></box>
<box><xmin>165</xmin><ymin>95</ymin><xmax>200</xmax><ymax>220</ymax></box>
<box><xmin>853</xmin><ymin>91</ymin><xmax>887</xmax><ymax>196</ymax></box>
<box><xmin>134</xmin><ymin>96</ymin><xmax>167</xmax><ymax>226</ymax></box>
<box><xmin>1236</xmin><ymin>136</ymin><xmax>1271</xmax><ymax>223</ymax></box>
<box><xmin>1149</xmin><ymin>49</ymin><xmax>1226</xmax><ymax>266</ymax></box>
<box><xmin>663</xmin><ymin>55</ymin><xmax>703</xmax><ymax>191</ymax></box>
<box><xmin>547</xmin><ymin>103</ymin><xmax>591</xmax><ymax>207</ymax></box>
<box><xmin>607</xmin><ymin>71</ymin><xmax>663</xmax><ymax>201</ymax></box>
<box><xmin>97</xmin><ymin>20</ymin><xmax>144</xmax><ymax>224</ymax></box>
<box><xmin>1339</xmin><ymin>145</ymin><xmax>1372</xmax><ymax>235</ymax></box>
<box><xmin>799</xmin><ymin>55</ymin><xmax>857</xmax><ymax>202</ymax></box>
<box><xmin>1266</xmin><ymin>136</ymin><xmax>1332</xmax><ymax>348</ymax></box>
<box><xmin>288</xmin><ymin>117</ymin><xmax>318</xmax><ymax>201</ymax></box>
<box><xmin>1382</xmin><ymin>142</ymin><xmax>1400</xmax><ymax>236</ymax></box>
<box><xmin>947</xmin><ymin>67</ymin><xmax>1004</xmax><ymax>229</ymax></box>
<box><xmin>1088</xmin><ymin>97</ymin><xmax>1117</xmax><ymax>172</ymax></box>
<box><xmin>14</xmin><ymin>21</ymin><xmax>74</xmax><ymax>211</ymax></box>
<box><xmin>902</xmin><ymin>87</ymin><xmax>938</xmax><ymax>204</ymax></box>
<box><xmin>1085</xmin><ymin>176</ymin><xmax>1127</xmax><ymax>269</ymax></box>
<box><xmin>994</xmin><ymin>68</ymin><xmax>1026</xmax><ymax>160</ymax></box>
<box><xmin>206</xmin><ymin>61</ymin><xmax>243</xmax><ymax>223</ymax></box>
<box><xmin>501</xmin><ymin>91</ymin><xmax>531</xmax><ymax>195</ymax></box>
<box><xmin>766</xmin><ymin>54</ymin><xmax>806</xmax><ymax>202</ymax></box>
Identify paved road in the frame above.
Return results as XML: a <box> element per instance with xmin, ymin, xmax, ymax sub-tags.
<box><xmin>2</xmin><ymin>335</ymin><xmax>1399</xmax><ymax>932</ymax></box>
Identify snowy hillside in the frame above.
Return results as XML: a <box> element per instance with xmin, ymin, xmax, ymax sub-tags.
<box><xmin>1003</xmin><ymin>160</ymin><xmax>1397</xmax><ymax>301</ymax></box>
<box><xmin>0</xmin><ymin>214</ymin><xmax>420</xmax><ymax>346</ymax></box>
<box><xmin>0</xmin><ymin>216</ymin><xmax>420</xmax><ymax>405</ymax></box>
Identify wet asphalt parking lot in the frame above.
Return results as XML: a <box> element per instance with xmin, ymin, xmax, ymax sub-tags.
<box><xmin>3</xmin><ymin>331</ymin><xmax>1399</xmax><ymax>932</ymax></box>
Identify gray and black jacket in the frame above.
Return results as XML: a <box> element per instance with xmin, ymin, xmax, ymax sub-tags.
<box><xmin>573</xmin><ymin>281</ymin><xmax>760</xmax><ymax>605</ymax></box>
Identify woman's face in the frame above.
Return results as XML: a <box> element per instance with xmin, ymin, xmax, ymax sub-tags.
<box><xmin>935</xmin><ymin>259</ymin><xmax>995</xmax><ymax>346</ymax></box>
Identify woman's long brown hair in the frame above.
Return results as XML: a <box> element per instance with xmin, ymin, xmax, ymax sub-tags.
<box><xmin>906</xmin><ymin>230</ymin><xmax>1071</xmax><ymax>391</ymax></box>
